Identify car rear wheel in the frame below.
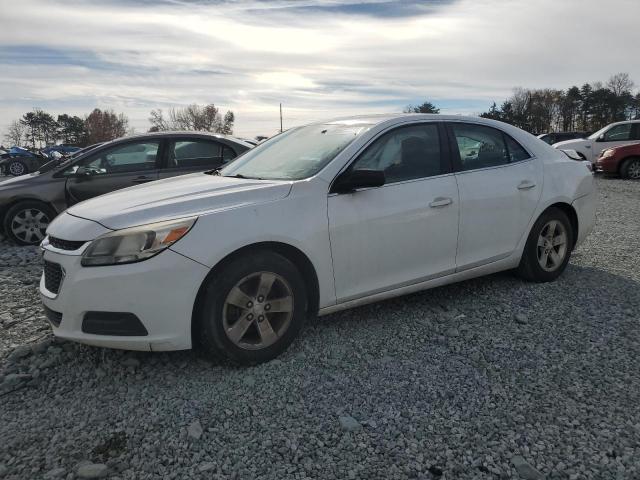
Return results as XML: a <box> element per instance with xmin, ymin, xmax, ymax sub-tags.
<box><xmin>3</xmin><ymin>201</ymin><xmax>56</xmax><ymax>246</ymax></box>
<box><xmin>7</xmin><ymin>160</ymin><xmax>28</xmax><ymax>176</ymax></box>
<box><xmin>620</xmin><ymin>157</ymin><xmax>640</xmax><ymax>180</ymax></box>
<box><xmin>517</xmin><ymin>207</ymin><xmax>574</xmax><ymax>282</ymax></box>
<box><xmin>195</xmin><ymin>250</ymin><xmax>307</xmax><ymax>364</ymax></box>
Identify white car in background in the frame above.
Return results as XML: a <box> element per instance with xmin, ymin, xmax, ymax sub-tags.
<box><xmin>40</xmin><ymin>114</ymin><xmax>596</xmax><ymax>364</ymax></box>
<box><xmin>553</xmin><ymin>120</ymin><xmax>640</xmax><ymax>164</ymax></box>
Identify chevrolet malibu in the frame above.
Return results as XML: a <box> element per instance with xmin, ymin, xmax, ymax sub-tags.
<box><xmin>40</xmin><ymin>114</ymin><xmax>596</xmax><ymax>364</ymax></box>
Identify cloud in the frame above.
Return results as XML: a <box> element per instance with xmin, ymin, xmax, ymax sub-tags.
<box><xmin>0</xmin><ymin>0</ymin><xmax>639</xmax><ymax>138</ymax></box>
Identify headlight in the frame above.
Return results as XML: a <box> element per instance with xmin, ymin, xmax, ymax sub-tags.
<box><xmin>601</xmin><ymin>149</ymin><xmax>614</xmax><ymax>158</ymax></box>
<box><xmin>81</xmin><ymin>217</ymin><xmax>196</xmax><ymax>267</ymax></box>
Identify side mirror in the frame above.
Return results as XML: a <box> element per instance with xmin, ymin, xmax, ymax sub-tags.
<box><xmin>332</xmin><ymin>169</ymin><xmax>385</xmax><ymax>194</ymax></box>
<box><xmin>75</xmin><ymin>166</ymin><xmax>92</xmax><ymax>178</ymax></box>
<box><xmin>596</xmin><ymin>134</ymin><xmax>605</xmax><ymax>142</ymax></box>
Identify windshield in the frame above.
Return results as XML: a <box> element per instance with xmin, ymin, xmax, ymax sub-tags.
<box><xmin>588</xmin><ymin>125</ymin><xmax>612</xmax><ymax>140</ymax></box>
<box><xmin>220</xmin><ymin>123</ymin><xmax>371</xmax><ymax>180</ymax></box>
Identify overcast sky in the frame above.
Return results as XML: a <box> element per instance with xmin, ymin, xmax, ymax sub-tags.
<box><xmin>1</xmin><ymin>0</ymin><xmax>639</xmax><ymax>138</ymax></box>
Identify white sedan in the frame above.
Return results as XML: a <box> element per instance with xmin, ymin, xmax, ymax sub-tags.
<box><xmin>553</xmin><ymin>120</ymin><xmax>640</xmax><ymax>164</ymax></box>
<box><xmin>40</xmin><ymin>114</ymin><xmax>596</xmax><ymax>364</ymax></box>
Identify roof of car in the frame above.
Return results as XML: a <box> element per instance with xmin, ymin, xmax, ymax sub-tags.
<box><xmin>323</xmin><ymin>113</ymin><xmax>513</xmax><ymax>127</ymax></box>
<box><xmin>100</xmin><ymin>131</ymin><xmax>253</xmax><ymax>148</ymax></box>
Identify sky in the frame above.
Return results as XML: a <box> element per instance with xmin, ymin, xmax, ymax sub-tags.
<box><xmin>1</xmin><ymin>0</ymin><xmax>639</xmax><ymax>139</ymax></box>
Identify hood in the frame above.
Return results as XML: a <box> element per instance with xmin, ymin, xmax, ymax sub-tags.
<box><xmin>606</xmin><ymin>141</ymin><xmax>640</xmax><ymax>154</ymax></box>
<box><xmin>553</xmin><ymin>138</ymin><xmax>590</xmax><ymax>149</ymax></box>
<box><xmin>67</xmin><ymin>173</ymin><xmax>293</xmax><ymax>230</ymax></box>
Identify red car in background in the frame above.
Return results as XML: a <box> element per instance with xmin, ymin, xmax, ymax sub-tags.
<box><xmin>596</xmin><ymin>143</ymin><xmax>640</xmax><ymax>179</ymax></box>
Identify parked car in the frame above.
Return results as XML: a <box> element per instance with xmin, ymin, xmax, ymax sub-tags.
<box><xmin>0</xmin><ymin>147</ymin><xmax>44</xmax><ymax>176</ymax></box>
<box><xmin>537</xmin><ymin>132</ymin><xmax>588</xmax><ymax>145</ymax></box>
<box><xmin>39</xmin><ymin>114</ymin><xmax>596</xmax><ymax>364</ymax></box>
<box><xmin>595</xmin><ymin>142</ymin><xmax>640</xmax><ymax>179</ymax></box>
<box><xmin>41</xmin><ymin>145</ymin><xmax>82</xmax><ymax>156</ymax></box>
<box><xmin>0</xmin><ymin>132</ymin><xmax>252</xmax><ymax>245</ymax></box>
<box><xmin>553</xmin><ymin>120</ymin><xmax>640</xmax><ymax>164</ymax></box>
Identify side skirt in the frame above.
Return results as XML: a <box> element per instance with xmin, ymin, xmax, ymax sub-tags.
<box><xmin>317</xmin><ymin>255</ymin><xmax>520</xmax><ymax>316</ymax></box>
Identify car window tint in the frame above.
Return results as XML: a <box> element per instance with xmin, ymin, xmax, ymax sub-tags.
<box><xmin>603</xmin><ymin>124</ymin><xmax>632</xmax><ymax>141</ymax></box>
<box><xmin>222</xmin><ymin>145</ymin><xmax>236</xmax><ymax>162</ymax></box>
<box><xmin>450</xmin><ymin>124</ymin><xmax>508</xmax><ymax>171</ymax></box>
<box><xmin>167</xmin><ymin>140</ymin><xmax>225</xmax><ymax>169</ymax></box>
<box><xmin>63</xmin><ymin>142</ymin><xmax>159</xmax><ymax>176</ymax></box>
<box><xmin>631</xmin><ymin>124</ymin><xmax>640</xmax><ymax>140</ymax></box>
<box><xmin>504</xmin><ymin>135</ymin><xmax>531</xmax><ymax>162</ymax></box>
<box><xmin>351</xmin><ymin>124</ymin><xmax>443</xmax><ymax>183</ymax></box>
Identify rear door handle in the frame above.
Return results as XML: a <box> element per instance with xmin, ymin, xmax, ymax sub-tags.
<box><xmin>429</xmin><ymin>197</ymin><xmax>453</xmax><ymax>208</ymax></box>
<box><xmin>517</xmin><ymin>180</ymin><xmax>536</xmax><ymax>190</ymax></box>
<box><xmin>132</xmin><ymin>176</ymin><xmax>154</xmax><ymax>184</ymax></box>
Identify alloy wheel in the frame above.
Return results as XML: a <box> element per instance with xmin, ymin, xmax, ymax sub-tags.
<box><xmin>11</xmin><ymin>209</ymin><xmax>49</xmax><ymax>244</ymax></box>
<box><xmin>9</xmin><ymin>161</ymin><xmax>25</xmax><ymax>176</ymax></box>
<box><xmin>536</xmin><ymin>220</ymin><xmax>568</xmax><ymax>272</ymax></box>
<box><xmin>222</xmin><ymin>271</ymin><xmax>294</xmax><ymax>350</ymax></box>
<box><xmin>628</xmin><ymin>160</ymin><xmax>640</xmax><ymax>180</ymax></box>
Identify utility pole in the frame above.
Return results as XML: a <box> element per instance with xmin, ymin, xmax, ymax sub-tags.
<box><xmin>279</xmin><ymin>103</ymin><xmax>283</xmax><ymax>133</ymax></box>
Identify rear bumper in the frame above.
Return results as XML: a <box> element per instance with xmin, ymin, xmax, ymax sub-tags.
<box><xmin>572</xmin><ymin>192</ymin><xmax>596</xmax><ymax>249</ymax></box>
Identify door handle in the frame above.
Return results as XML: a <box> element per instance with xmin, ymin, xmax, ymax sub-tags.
<box><xmin>132</xmin><ymin>176</ymin><xmax>154</xmax><ymax>184</ymax></box>
<box><xmin>429</xmin><ymin>197</ymin><xmax>453</xmax><ymax>208</ymax></box>
<box><xmin>517</xmin><ymin>180</ymin><xmax>536</xmax><ymax>190</ymax></box>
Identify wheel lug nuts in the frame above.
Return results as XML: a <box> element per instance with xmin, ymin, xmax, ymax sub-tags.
<box><xmin>246</xmin><ymin>301</ymin><xmax>253</xmax><ymax>308</ymax></box>
<box><xmin>258</xmin><ymin>315</ymin><xmax>264</xmax><ymax>322</ymax></box>
<box><xmin>247</xmin><ymin>314</ymin><xmax>254</xmax><ymax>321</ymax></box>
<box><xmin>257</xmin><ymin>296</ymin><xmax>264</xmax><ymax>303</ymax></box>
<box><xmin>264</xmin><ymin>304</ymin><xmax>271</xmax><ymax>311</ymax></box>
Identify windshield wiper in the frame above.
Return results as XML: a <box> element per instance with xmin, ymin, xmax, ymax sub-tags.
<box><xmin>224</xmin><ymin>173</ymin><xmax>264</xmax><ymax>180</ymax></box>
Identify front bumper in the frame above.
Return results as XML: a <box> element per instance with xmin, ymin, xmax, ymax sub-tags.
<box><xmin>594</xmin><ymin>156</ymin><xmax>619</xmax><ymax>174</ymax></box>
<box><xmin>40</xmin><ymin>246</ymin><xmax>210</xmax><ymax>351</ymax></box>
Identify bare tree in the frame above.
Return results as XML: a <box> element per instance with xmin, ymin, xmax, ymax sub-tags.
<box><xmin>607</xmin><ymin>73</ymin><xmax>635</xmax><ymax>96</ymax></box>
<box><xmin>4</xmin><ymin>120</ymin><xmax>27</xmax><ymax>146</ymax></box>
<box><xmin>148</xmin><ymin>104</ymin><xmax>235</xmax><ymax>134</ymax></box>
<box><xmin>148</xmin><ymin>109</ymin><xmax>169</xmax><ymax>132</ymax></box>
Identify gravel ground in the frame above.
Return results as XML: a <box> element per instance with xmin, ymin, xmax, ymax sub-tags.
<box><xmin>0</xmin><ymin>176</ymin><xmax>639</xmax><ymax>480</ymax></box>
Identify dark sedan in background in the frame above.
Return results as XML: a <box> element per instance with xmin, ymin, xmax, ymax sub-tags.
<box><xmin>0</xmin><ymin>131</ymin><xmax>252</xmax><ymax>244</ymax></box>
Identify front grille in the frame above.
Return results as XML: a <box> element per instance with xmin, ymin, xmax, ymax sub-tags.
<box><xmin>43</xmin><ymin>305</ymin><xmax>63</xmax><ymax>327</ymax></box>
<box><xmin>49</xmin><ymin>236</ymin><xmax>86</xmax><ymax>251</ymax></box>
<box><xmin>43</xmin><ymin>260</ymin><xmax>64</xmax><ymax>294</ymax></box>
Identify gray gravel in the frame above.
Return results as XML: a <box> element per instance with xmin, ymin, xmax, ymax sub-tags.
<box><xmin>1</xmin><ymin>176</ymin><xmax>639</xmax><ymax>479</ymax></box>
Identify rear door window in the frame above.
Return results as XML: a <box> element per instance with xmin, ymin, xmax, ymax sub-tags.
<box><xmin>167</xmin><ymin>139</ymin><xmax>228</xmax><ymax>169</ymax></box>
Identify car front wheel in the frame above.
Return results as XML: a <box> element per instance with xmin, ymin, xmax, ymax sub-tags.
<box><xmin>517</xmin><ymin>207</ymin><xmax>574</xmax><ymax>282</ymax></box>
<box><xmin>3</xmin><ymin>201</ymin><xmax>55</xmax><ymax>246</ymax></box>
<box><xmin>196</xmin><ymin>250</ymin><xmax>308</xmax><ymax>364</ymax></box>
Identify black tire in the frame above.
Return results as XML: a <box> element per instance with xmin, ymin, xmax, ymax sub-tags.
<box><xmin>619</xmin><ymin>157</ymin><xmax>640</xmax><ymax>180</ymax></box>
<box><xmin>517</xmin><ymin>207</ymin><xmax>574</xmax><ymax>283</ymax></box>
<box><xmin>195</xmin><ymin>250</ymin><xmax>308</xmax><ymax>365</ymax></box>
<box><xmin>7</xmin><ymin>159</ymin><xmax>28</xmax><ymax>176</ymax></box>
<box><xmin>3</xmin><ymin>201</ymin><xmax>56</xmax><ymax>246</ymax></box>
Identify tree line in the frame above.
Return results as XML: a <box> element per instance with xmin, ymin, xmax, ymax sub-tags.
<box><xmin>3</xmin><ymin>103</ymin><xmax>235</xmax><ymax>149</ymax></box>
<box><xmin>479</xmin><ymin>73</ymin><xmax>640</xmax><ymax>134</ymax></box>
<box><xmin>3</xmin><ymin>108</ymin><xmax>130</xmax><ymax>149</ymax></box>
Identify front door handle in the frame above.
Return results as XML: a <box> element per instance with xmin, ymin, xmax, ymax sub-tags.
<box><xmin>517</xmin><ymin>180</ymin><xmax>536</xmax><ymax>190</ymax></box>
<box><xmin>429</xmin><ymin>197</ymin><xmax>453</xmax><ymax>208</ymax></box>
<box><xmin>132</xmin><ymin>176</ymin><xmax>154</xmax><ymax>184</ymax></box>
